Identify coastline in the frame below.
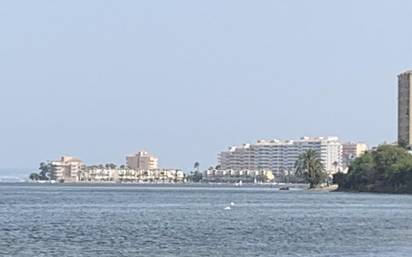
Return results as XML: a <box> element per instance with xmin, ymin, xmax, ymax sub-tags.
<box><xmin>307</xmin><ymin>184</ymin><xmax>338</xmax><ymax>192</ymax></box>
<box><xmin>334</xmin><ymin>187</ymin><xmax>412</xmax><ymax>195</ymax></box>
<box><xmin>0</xmin><ymin>181</ymin><xmax>308</xmax><ymax>189</ymax></box>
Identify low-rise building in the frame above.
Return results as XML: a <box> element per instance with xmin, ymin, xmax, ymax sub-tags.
<box><xmin>79</xmin><ymin>168</ymin><xmax>121</xmax><ymax>182</ymax></box>
<box><xmin>79</xmin><ymin>168</ymin><xmax>185</xmax><ymax>183</ymax></box>
<box><xmin>117</xmin><ymin>168</ymin><xmax>185</xmax><ymax>183</ymax></box>
<box><xmin>203</xmin><ymin>169</ymin><xmax>274</xmax><ymax>183</ymax></box>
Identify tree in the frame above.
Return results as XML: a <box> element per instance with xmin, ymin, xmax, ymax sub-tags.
<box><xmin>338</xmin><ymin>145</ymin><xmax>412</xmax><ymax>193</ymax></box>
<box><xmin>398</xmin><ymin>139</ymin><xmax>409</xmax><ymax>149</ymax></box>
<box><xmin>191</xmin><ymin>170</ymin><xmax>203</xmax><ymax>182</ymax></box>
<box><xmin>194</xmin><ymin>162</ymin><xmax>200</xmax><ymax>172</ymax></box>
<box><xmin>332</xmin><ymin>161</ymin><xmax>339</xmax><ymax>172</ymax></box>
<box><xmin>295</xmin><ymin>150</ymin><xmax>327</xmax><ymax>188</ymax></box>
<box><xmin>332</xmin><ymin>172</ymin><xmax>346</xmax><ymax>188</ymax></box>
<box><xmin>29</xmin><ymin>173</ymin><xmax>40</xmax><ymax>181</ymax></box>
<box><xmin>105</xmin><ymin>163</ymin><xmax>117</xmax><ymax>169</ymax></box>
<box><xmin>39</xmin><ymin>162</ymin><xmax>52</xmax><ymax>180</ymax></box>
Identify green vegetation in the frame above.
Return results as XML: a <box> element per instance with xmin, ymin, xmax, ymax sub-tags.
<box><xmin>188</xmin><ymin>162</ymin><xmax>202</xmax><ymax>182</ymax></box>
<box><xmin>334</xmin><ymin>145</ymin><xmax>412</xmax><ymax>193</ymax></box>
<box><xmin>29</xmin><ymin>162</ymin><xmax>53</xmax><ymax>181</ymax></box>
<box><xmin>188</xmin><ymin>170</ymin><xmax>203</xmax><ymax>182</ymax></box>
<box><xmin>105</xmin><ymin>163</ymin><xmax>117</xmax><ymax>169</ymax></box>
<box><xmin>29</xmin><ymin>172</ymin><xmax>40</xmax><ymax>181</ymax></box>
<box><xmin>186</xmin><ymin>162</ymin><xmax>203</xmax><ymax>183</ymax></box>
<box><xmin>194</xmin><ymin>162</ymin><xmax>200</xmax><ymax>172</ymax></box>
<box><xmin>295</xmin><ymin>150</ymin><xmax>327</xmax><ymax>188</ymax></box>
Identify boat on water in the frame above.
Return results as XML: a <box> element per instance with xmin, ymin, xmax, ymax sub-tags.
<box><xmin>279</xmin><ymin>186</ymin><xmax>290</xmax><ymax>191</ymax></box>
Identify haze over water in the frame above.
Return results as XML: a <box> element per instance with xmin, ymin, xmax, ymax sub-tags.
<box><xmin>1</xmin><ymin>184</ymin><xmax>412</xmax><ymax>257</ymax></box>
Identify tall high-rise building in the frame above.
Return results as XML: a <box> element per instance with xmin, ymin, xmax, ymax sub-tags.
<box><xmin>218</xmin><ymin>137</ymin><xmax>343</xmax><ymax>175</ymax></box>
<box><xmin>126</xmin><ymin>151</ymin><xmax>158</xmax><ymax>170</ymax></box>
<box><xmin>398</xmin><ymin>70</ymin><xmax>412</xmax><ymax>146</ymax></box>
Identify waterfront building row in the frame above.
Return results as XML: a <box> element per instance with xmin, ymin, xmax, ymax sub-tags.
<box><xmin>48</xmin><ymin>152</ymin><xmax>180</xmax><ymax>183</ymax></box>
<box><xmin>203</xmin><ymin>169</ymin><xmax>274</xmax><ymax>183</ymax></box>
<box><xmin>79</xmin><ymin>168</ymin><xmax>185</xmax><ymax>183</ymax></box>
<box><xmin>219</xmin><ymin>137</ymin><xmax>362</xmax><ymax>175</ymax></box>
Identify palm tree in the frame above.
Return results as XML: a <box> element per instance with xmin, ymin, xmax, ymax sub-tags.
<box><xmin>295</xmin><ymin>150</ymin><xmax>327</xmax><ymax>188</ymax></box>
<box><xmin>194</xmin><ymin>162</ymin><xmax>200</xmax><ymax>172</ymax></box>
<box><xmin>332</xmin><ymin>161</ymin><xmax>339</xmax><ymax>172</ymax></box>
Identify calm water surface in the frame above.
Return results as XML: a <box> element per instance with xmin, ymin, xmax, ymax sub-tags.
<box><xmin>1</xmin><ymin>184</ymin><xmax>412</xmax><ymax>257</ymax></box>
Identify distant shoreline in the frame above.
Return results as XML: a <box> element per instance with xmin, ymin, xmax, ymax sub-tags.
<box><xmin>0</xmin><ymin>181</ymin><xmax>309</xmax><ymax>189</ymax></box>
<box><xmin>334</xmin><ymin>187</ymin><xmax>412</xmax><ymax>195</ymax></box>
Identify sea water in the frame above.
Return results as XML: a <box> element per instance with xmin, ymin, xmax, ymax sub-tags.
<box><xmin>1</xmin><ymin>184</ymin><xmax>411</xmax><ymax>257</ymax></box>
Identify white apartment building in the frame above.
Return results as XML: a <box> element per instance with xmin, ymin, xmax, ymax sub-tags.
<box><xmin>204</xmin><ymin>169</ymin><xmax>275</xmax><ymax>183</ymax></box>
<box><xmin>79</xmin><ymin>168</ymin><xmax>121</xmax><ymax>182</ymax></box>
<box><xmin>79</xmin><ymin>168</ymin><xmax>185</xmax><ymax>183</ymax></box>
<box><xmin>219</xmin><ymin>137</ymin><xmax>343</xmax><ymax>175</ymax></box>
<box><xmin>51</xmin><ymin>156</ymin><xmax>85</xmax><ymax>182</ymax></box>
<box><xmin>118</xmin><ymin>169</ymin><xmax>184</xmax><ymax>183</ymax></box>
<box><xmin>126</xmin><ymin>151</ymin><xmax>158</xmax><ymax>170</ymax></box>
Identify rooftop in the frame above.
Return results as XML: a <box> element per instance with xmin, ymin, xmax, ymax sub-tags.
<box><xmin>226</xmin><ymin>136</ymin><xmax>340</xmax><ymax>151</ymax></box>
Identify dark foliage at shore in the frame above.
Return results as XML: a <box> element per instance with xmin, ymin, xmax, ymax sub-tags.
<box><xmin>29</xmin><ymin>162</ymin><xmax>53</xmax><ymax>181</ymax></box>
<box><xmin>334</xmin><ymin>145</ymin><xmax>412</xmax><ymax>193</ymax></box>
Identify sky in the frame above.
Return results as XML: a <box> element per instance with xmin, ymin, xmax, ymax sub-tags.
<box><xmin>1</xmin><ymin>0</ymin><xmax>412</xmax><ymax>172</ymax></box>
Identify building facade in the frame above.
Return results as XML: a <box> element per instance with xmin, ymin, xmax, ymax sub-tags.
<box><xmin>219</xmin><ymin>137</ymin><xmax>343</xmax><ymax>175</ymax></box>
<box><xmin>204</xmin><ymin>169</ymin><xmax>274</xmax><ymax>183</ymax></box>
<box><xmin>342</xmin><ymin>143</ymin><xmax>368</xmax><ymax>168</ymax></box>
<box><xmin>126</xmin><ymin>151</ymin><xmax>158</xmax><ymax>170</ymax></box>
<box><xmin>398</xmin><ymin>70</ymin><xmax>412</xmax><ymax>146</ymax></box>
<box><xmin>79</xmin><ymin>168</ymin><xmax>184</xmax><ymax>183</ymax></box>
<box><xmin>50</xmin><ymin>156</ymin><xmax>85</xmax><ymax>182</ymax></box>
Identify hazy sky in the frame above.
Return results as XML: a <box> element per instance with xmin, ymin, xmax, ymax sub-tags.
<box><xmin>1</xmin><ymin>0</ymin><xmax>411</xmax><ymax>171</ymax></box>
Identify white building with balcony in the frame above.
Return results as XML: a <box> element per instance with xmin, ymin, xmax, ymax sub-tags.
<box><xmin>219</xmin><ymin>137</ymin><xmax>343</xmax><ymax>175</ymax></box>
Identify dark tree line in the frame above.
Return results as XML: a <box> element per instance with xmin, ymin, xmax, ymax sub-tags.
<box><xmin>334</xmin><ymin>145</ymin><xmax>412</xmax><ymax>193</ymax></box>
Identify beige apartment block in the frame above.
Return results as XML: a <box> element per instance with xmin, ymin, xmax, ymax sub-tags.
<box><xmin>398</xmin><ymin>70</ymin><xmax>412</xmax><ymax>146</ymax></box>
<box><xmin>126</xmin><ymin>151</ymin><xmax>158</xmax><ymax>170</ymax></box>
<box><xmin>51</xmin><ymin>156</ymin><xmax>85</xmax><ymax>182</ymax></box>
<box><xmin>342</xmin><ymin>143</ymin><xmax>368</xmax><ymax>168</ymax></box>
